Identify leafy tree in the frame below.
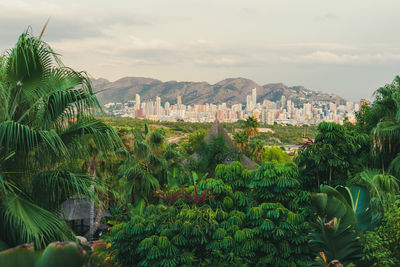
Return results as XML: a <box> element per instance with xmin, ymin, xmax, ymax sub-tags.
<box><xmin>109</xmin><ymin>162</ymin><xmax>311</xmax><ymax>266</ymax></box>
<box><xmin>180</xmin><ymin>129</ymin><xmax>207</xmax><ymax>155</ymax></box>
<box><xmin>262</xmin><ymin>146</ymin><xmax>291</xmax><ymax>164</ymax></box>
<box><xmin>360</xmin><ymin>202</ymin><xmax>400</xmax><ymax>266</ymax></box>
<box><xmin>296</xmin><ymin>122</ymin><xmax>369</xmax><ymax>189</ymax></box>
<box><xmin>0</xmin><ymin>30</ymin><xmax>119</xmax><ymax>247</ymax></box>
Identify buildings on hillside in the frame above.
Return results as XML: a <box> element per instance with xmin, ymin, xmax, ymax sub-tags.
<box><xmin>103</xmin><ymin>88</ymin><xmax>360</xmax><ymax>125</ymax></box>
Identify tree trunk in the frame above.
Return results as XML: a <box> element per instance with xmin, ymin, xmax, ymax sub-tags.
<box><xmin>93</xmin><ymin>205</ymin><xmax>103</xmax><ymax>235</ymax></box>
<box><xmin>317</xmin><ymin>173</ymin><xmax>320</xmax><ymax>189</ymax></box>
<box><xmin>329</xmin><ymin>167</ymin><xmax>332</xmax><ymax>185</ymax></box>
<box><xmin>88</xmin><ymin>155</ymin><xmax>97</xmax><ymax>243</ymax></box>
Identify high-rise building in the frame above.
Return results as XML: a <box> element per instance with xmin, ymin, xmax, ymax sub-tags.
<box><xmin>135</xmin><ymin>94</ymin><xmax>141</xmax><ymax>110</ymax></box>
<box><xmin>287</xmin><ymin>100</ymin><xmax>292</xmax><ymax>114</ymax></box>
<box><xmin>329</xmin><ymin>103</ymin><xmax>337</xmax><ymax>114</ymax></box>
<box><xmin>246</xmin><ymin>95</ymin><xmax>252</xmax><ymax>111</ymax></box>
<box><xmin>304</xmin><ymin>103</ymin><xmax>312</xmax><ymax>118</ymax></box>
<box><xmin>252</xmin><ymin>88</ymin><xmax>257</xmax><ymax>106</ymax></box>
<box><xmin>177</xmin><ymin>95</ymin><xmax>182</xmax><ymax>110</ymax></box>
<box><xmin>280</xmin><ymin>95</ymin><xmax>286</xmax><ymax>109</ymax></box>
<box><xmin>156</xmin><ymin>96</ymin><xmax>161</xmax><ymax>116</ymax></box>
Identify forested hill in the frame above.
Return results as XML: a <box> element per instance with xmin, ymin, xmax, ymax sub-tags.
<box><xmin>92</xmin><ymin>77</ymin><xmax>346</xmax><ymax>106</ymax></box>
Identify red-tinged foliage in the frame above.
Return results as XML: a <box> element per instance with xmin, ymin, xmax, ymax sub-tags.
<box><xmin>182</xmin><ymin>183</ymin><xmax>217</xmax><ymax>207</ymax></box>
<box><xmin>154</xmin><ymin>188</ymin><xmax>183</xmax><ymax>206</ymax></box>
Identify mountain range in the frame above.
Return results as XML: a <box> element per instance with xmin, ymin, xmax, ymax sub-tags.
<box><xmin>92</xmin><ymin>77</ymin><xmax>346</xmax><ymax>107</ymax></box>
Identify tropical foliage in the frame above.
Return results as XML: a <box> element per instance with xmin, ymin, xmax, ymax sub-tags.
<box><xmin>0</xmin><ymin>30</ymin><xmax>119</xmax><ymax>248</ymax></box>
<box><xmin>3</xmin><ymin>27</ymin><xmax>400</xmax><ymax>267</ymax></box>
<box><xmin>110</xmin><ymin>162</ymin><xmax>311</xmax><ymax>267</ymax></box>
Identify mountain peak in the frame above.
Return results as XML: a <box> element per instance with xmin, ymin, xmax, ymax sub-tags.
<box><xmin>92</xmin><ymin>76</ymin><xmax>346</xmax><ymax>106</ymax></box>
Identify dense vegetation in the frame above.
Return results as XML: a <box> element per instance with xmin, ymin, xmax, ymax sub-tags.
<box><xmin>1</xmin><ymin>29</ymin><xmax>400</xmax><ymax>267</ymax></box>
<box><xmin>99</xmin><ymin>116</ymin><xmax>317</xmax><ymax>145</ymax></box>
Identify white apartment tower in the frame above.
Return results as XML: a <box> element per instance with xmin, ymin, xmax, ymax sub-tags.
<box><xmin>252</xmin><ymin>88</ymin><xmax>257</xmax><ymax>106</ymax></box>
<box><xmin>280</xmin><ymin>95</ymin><xmax>286</xmax><ymax>109</ymax></box>
<box><xmin>177</xmin><ymin>95</ymin><xmax>182</xmax><ymax>110</ymax></box>
<box><xmin>246</xmin><ymin>95</ymin><xmax>252</xmax><ymax>111</ymax></box>
<box><xmin>156</xmin><ymin>96</ymin><xmax>161</xmax><ymax>116</ymax></box>
<box><xmin>304</xmin><ymin>103</ymin><xmax>312</xmax><ymax>118</ymax></box>
<box><xmin>135</xmin><ymin>94</ymin><xmax>141</xmax><ymax>110</ymax></box>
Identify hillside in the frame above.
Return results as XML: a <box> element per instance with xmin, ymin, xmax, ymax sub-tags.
<box><xmin>92</xmin><ymin>77</ymin><xmax>346</xmax><ymax>106</ymax></box>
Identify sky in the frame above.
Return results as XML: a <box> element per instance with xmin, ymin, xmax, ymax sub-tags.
<box><xmin>1</xmin><ymin>0</ymin><xmax>400</xmax><ymax>101</ymax></box>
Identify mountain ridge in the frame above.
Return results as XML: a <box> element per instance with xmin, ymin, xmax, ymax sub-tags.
<box><xmin>92</xmin><ymin>76</ymin><xmax>346</xmax><ymax>107</ymax></box>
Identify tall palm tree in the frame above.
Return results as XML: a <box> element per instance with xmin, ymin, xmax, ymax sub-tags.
<box><xmin>0</xmin><ymin>30</ymin><xmax>120</xmax><ymax>248</ymax></box>
<box><xmin>243</xmin><ymin>116</ymin><xmax>259</xmax><ymax>139</ymax></box>
<box><xmin>372</xmin><ymin>76</ymin><xmax>400</xmax><ymax>172</ymax></box>
<box><xmin>233</xmin><ymin>131</ymin><xmax>247</xmax><ymax>152</ymax></box>
<box><xmin>117</xmin><ymin>125</ymin><xmax>183</xmax><ymax>204</ymax></box>
<box><xmin>249</xmin><ymin>138</ymin><xmax>264</xmax><ymax>163</ymax></box>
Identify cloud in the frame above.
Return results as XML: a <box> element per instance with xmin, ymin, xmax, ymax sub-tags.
<box><xmin>280</xmin><ymin>51</ymin><xmax>400</xmax><ymax>64</ymax></box>
<box><xmin>194</xmin><ymin>57</ymin><xmax>241</xmax><ymax>66</ymax></box>
<box><xmin>0</xmin><ymin>2</ymin><xmax>150</xmax><ymax>45</ymax></box>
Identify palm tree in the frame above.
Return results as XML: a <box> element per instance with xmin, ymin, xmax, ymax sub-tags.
<box><xmin>117</xmin><ymin>125</ymin><xmax>183</xmax><ymax>204</ymax></box>
<box><xmin>233</xmin><ymin>131</ymin><xmax>247</xmax><ymax>152</ymax></box>
<box><xmin>371</xmin><ymin>76</ymin><xmax>400</xmax><ymax>173</ymax></box>
<box><xmin>0</xmin><ymin>30</ymin><xmax>120</xmax><ymax>248</ymax></box>
<box><xmin>249</xmin><ymin>138</ymin><xmax>264</xmax><ymax>163</ymax></box>
<box><xmin>350</xmin><ymin>169</ymin><xmax>399</xmax><ymax>210</ymax></box>
<box><xmin>243</xmin><ymin>116</ymin><xmax>259</xmax><ymax>139</ymax></box>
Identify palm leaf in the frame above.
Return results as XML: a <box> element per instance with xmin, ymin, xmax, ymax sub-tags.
<box><xmin>31</xmin><ymin>169</ymin><xmax>101</xmax><ymax>210</ymax></box>
<box><xmin>60</xmin><ymin>117</ymin><xmax>121</xmax><ymax>151</ymax></box>
<box><xmin>0</xmin><ymin>195</ymin><xmax>74</xmax><ymax>248</ymax></box>
<box><xmin>0</xmin><ymin>120</ymin><xmax>67</xmax><ymax>155</ymax></box>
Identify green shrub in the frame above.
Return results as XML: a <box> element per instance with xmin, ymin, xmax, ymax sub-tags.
<box><xmin>110</xmin><ymin>162</ymin><xmax>311</xmax><ymax>267</ymax></box>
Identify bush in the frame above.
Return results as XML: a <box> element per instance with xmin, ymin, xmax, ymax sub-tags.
<box><xmin>109</xmin><ymin>162</ymin><xmax>311</xmax><ymax>266</ymax></box>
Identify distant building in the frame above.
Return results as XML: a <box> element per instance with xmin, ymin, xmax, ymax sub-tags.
<box><xmin>246</xmin><ymin>95</ymin><xmax>252</xmax><ymax>111</ymax></box>
<box><xmin>360</xmin><ymin>99</ymin><xmax>370</xmax><ymax>107</ymax></box>
<box><xmin>177</xmin><ymin>95</ymin><xmax>182</xmax><ymax>110</ymax></box>
<box><xmin>135</xmin><ymin>94</ymin><xmax>140</xmax><ymax>111</ymax></box>
<box><xmin>252</xmin><ymin>88</ymin><xmax>257</xmax><ymax>106</ymax></box>
<box><xmin>103</xmin><ymin>90</ymin><xmax>359</xmax><ymax>125</ymax></box>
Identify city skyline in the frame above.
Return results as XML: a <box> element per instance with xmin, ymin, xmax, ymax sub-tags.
<box><xmin>104</xmin><ymin>87</ymin><xmax>359</xmax><ymax>125</ymax></box>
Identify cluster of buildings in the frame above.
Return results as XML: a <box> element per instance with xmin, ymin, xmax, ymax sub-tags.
<box><xmin>103</xmin><ymin>89</ymin><xmax>365</xmax><ymax>125</ymax></box>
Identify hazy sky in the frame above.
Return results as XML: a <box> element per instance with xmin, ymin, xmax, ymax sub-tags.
<box><xmin>1</xmin><ymin>0</ymin><xmax>400</xmax><ymax>101</ymax></box>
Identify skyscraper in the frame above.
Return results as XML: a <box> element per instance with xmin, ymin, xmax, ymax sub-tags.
<box><xmin>280</xmin><ymin>95</ymin><xmax>286</xmax><ymax>109</ymax></box>
<box><xmin>177</xmin><ymin>95</ymin><xmax>182</xmax><ymax>110</ymax></box>
<box><xmin>135</xmin><ymin>94</ymin><xmax>140</xmax><ymax>110</ymax></box>
<box><xmin>246</xmin><ymin>95</ymin><xmax>252</xmax><ymax>111</ymax></box>
<box><xmin>252</xmin><ymin>88</ymin><xmax>257</xmax><ymax>106</ymax></box>
<box><xmin>156</xmin><ymin>96</ymin><xmax>161</xmax><ymax>116</ymax></box>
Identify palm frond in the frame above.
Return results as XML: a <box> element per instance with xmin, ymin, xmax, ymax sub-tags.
<box><xmin>31</xmin><ymin>169</ymin><xmax>101</xmax><ymax>210</ymax></box>
<box><xmin>0</xmin><ymin>120</ymin><xmax>67</xmax><ymax>155</ymax></box>
<box><xmin>60</xmin><ymin>117</ymin><xmax>121</xmax><ymax>151</ymax></box>
<box><xmin>118</xmin><ymin>162</ymin><xmax>159</xmax><ymax>202</ymax></box>
<box><xmin>0</xmin><ymin>195</ymin><xmax>74</xmax><ymax>248</ymax></box>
